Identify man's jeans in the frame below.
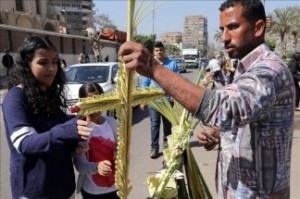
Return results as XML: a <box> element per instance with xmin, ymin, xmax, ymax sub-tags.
<box><xmin>148</xmin><ymin>106</ymin><xmax>172</xmax><ymax>150</ymax></box>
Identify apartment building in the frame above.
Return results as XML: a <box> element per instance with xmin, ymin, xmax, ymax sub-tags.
<box><xmin>47</xmin><ymin>0</ymin><xmax>93</xmax><ymax>35</ymax></box>
<box><xmin>160</xmin><ymin>32</ymin><xmax>182</xmax><ymax>49</ymax></box>
<box><xmin>0</xmin><ymin>0</ymin><xmax>59</xmax><ymax>32</ymax></box>
<box><xmin>183</xmin><ymin>15</ymin><xmax>208</xmax><ymax>52</ymax></box>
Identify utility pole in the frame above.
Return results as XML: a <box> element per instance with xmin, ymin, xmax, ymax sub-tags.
<box><xmin>152</xmin><ymin>1</ymin><xmax>155</xmax><ymax>34</ymax></box>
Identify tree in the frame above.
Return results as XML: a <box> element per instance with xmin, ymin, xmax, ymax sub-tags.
<box><xmin>214</xmin><ymin>29</ymin><xmax>222</xmax><ymax>43</ymax></box>
<box><xmin>289</xmin><ymin>7</ymin><xmax>300</xmax><ymax>49</ymax></box>
<box><xmin>133</xmin><ymin>34</ymin><xmax>156</xmax><ymax>53</ymax></box>
<box><xmin>93</xmin><ymin>13</ymin><xmax>117</xmax><ymax>30</ymax></box>
<box><xmin>265</xmin><ymin>37</ymin><xmax>276</xmax><ymax>51</ymax></box>
<box><xmin>269</xmin><ymin>7</ymin><xmax>296</xmax><ymax>56</ymax></box>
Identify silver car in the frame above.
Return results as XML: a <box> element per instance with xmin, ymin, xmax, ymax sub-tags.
<box><xmin>64</xmin><ymin>62</ymin><xmax>119</xmax><ymax>107</ymax></box>
<box><xmin>170</xmin><ymin>57</ymin><xmax>187</xmax><ymax>73</ymax></box>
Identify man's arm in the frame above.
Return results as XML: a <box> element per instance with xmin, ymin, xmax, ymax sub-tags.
<box><xmin>119</xmin><ymin>41</ymin><xmax>206</xmax><ymax>113</ymax></box>
<box><xmin>151</xmin><ymin>65</ymin><xmax>205</xmax><ymax>113</ymax></box>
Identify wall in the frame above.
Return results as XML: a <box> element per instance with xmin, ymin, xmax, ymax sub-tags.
<box><xmin>0</xmin><ymin>25</ymin><xmax>120</xmax><ymax>68</ymax></box>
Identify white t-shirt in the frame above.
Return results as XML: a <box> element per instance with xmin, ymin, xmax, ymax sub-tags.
<box><xmin>208</xmin><ymin>58</ymin><xmax>221</xmax><ymax>72</ymax></box>
<box><xmin>82</xmin><ymin>120</ymin><xmax>117</xmax><ymax>195</ymax></box>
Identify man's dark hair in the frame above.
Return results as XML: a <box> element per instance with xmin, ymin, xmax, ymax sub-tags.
<box><xmin>219</xmin><ymin>0</ymin><xmax>266</xmax><ymax>25</ymax></box>
<box><xmin>154</xmin><ymin>41</ymin><xmax>165</xmax><ymax>49</ymax></box>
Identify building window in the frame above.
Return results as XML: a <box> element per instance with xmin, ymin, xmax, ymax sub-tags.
<box><xmin>72</xmin><ymin>39</ymin><xmax>75</xmax><ymax>54</ymax></box>
<box><xmin>16</xmin><ymin>0</ymin><xmax>24</xmax><ymax>11</ymax></box>
<box><xmin>36</xmin><ymin>0</ymin><xmax>40</xmax><ymax>14</ymax></box>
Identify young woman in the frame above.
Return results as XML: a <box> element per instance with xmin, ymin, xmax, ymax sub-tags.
<box><xmin>73</xmin><ymin>82</ymin><xmax>119</xmax><ymax>199</ymax></box>
<box><xmin>2</xmin><ymin>35</ymin><xmax>91</xmax><ymax>199</ymax></box>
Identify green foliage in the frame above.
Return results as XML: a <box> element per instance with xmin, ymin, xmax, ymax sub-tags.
<box><xmin>268</xmin><ymin>6</ymin><xmax>300</xmax><ymax>56</ymax></box>
<box><xmin>265</xmin><ymin>37</ymin><xmax>276</xmax><ymax>51</ymax></box>
<box><xmin>133</xmin><ymin>34</ymin><xmax>156</xmax><ymax>53</ymax></box>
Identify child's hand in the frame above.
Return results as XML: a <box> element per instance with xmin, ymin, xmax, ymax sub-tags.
<box><xmin>97</xmin><ymin>160</ymin><xmax>112</xmax><ymax>176</ymax></box>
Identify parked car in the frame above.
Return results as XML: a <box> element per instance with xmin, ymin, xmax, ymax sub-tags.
<box><xmin>170</xmin><ymin>57</ymin><xmax>187</xmax><ymax>73</ymax></box>
<box><xmin>64</xmin><ymin>62</ymin><xmax>119</xmax><ymax>116</ymax></box>
<box><xmin>64</xmin><ymin>62</ymin><xmax>139</xmax><ymax>115</ymax></box>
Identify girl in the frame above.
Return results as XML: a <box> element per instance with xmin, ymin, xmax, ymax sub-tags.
<box><xmin>73</xmin><ymin>82</ymin><xmax>119</xmax><ymax>199</ymax></box>
<box><xmin>2</xmin><ymin>35</ymin><xmax>91</xmax><ymax>199</ymax></box>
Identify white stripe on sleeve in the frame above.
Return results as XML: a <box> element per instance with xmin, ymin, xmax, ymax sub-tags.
<box><xmin>10</xmin><ymin>127</ymin><xmax>37</xmax><ymax>153</ymax></box>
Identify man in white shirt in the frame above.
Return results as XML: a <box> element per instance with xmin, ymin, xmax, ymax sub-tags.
<box><xmin>208</xmin><ymin>52</ymin><xmax>222</xmax><ymax>83</ymax></box>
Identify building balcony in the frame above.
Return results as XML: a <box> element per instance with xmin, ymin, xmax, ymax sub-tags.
<box><xmin>82</xmin><ymin>16</ymin><xmax>89</xmax><ymax>21</ymax></box>
<box><xmin>81</xmin><ymin>8</ymin><xmax>92</xmax><ymax>14</ymax></box>
<box><xmin>81</xmin><ymin>1</ymin><xmax>92</xmax><ymax>7</ymax></box>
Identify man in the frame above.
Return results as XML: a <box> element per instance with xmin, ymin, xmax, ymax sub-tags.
<box><xmin>141</xmin><ymin>41</ymin><xmax>179</xmax><ymax>159</ymax></box>
<box><xmin>78</xmin><ymin>53</ymin><xmax>86</xmax><ymax>63</ymax></box>
<box><xmin>208</xmin><ymin>52</ymin><xmax>222</xmax><ymax>83</ymax></box>
<box><xmin>287</xmin><ymin>51</ymin><xmax>300</xmax><ymax>110</ymax></box>
<box><xmin>2</xmin><ymin>49</ymin><xmax>14</xmax><ymax>77</ymax></box>
<box><xmin>119</xmin><ymin>0</ymin><xmax>294</xmax><ymax>198</ymax></box>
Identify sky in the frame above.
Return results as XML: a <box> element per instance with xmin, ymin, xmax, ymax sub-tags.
<box><xmin>93</xmin><ymin>0</ymin><xmax>300</xmax><ymax>43</ymax></box>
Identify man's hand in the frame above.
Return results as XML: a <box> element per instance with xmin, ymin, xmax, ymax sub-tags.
<box><xmin>119</xmin><ymin>41</ymin><xmax>162</xmax><ymax>78</ymax></box>
<box><xmin>196</xmin><ymin>127</ymin><xmax>220</xmax><ymax>151</ymax></box>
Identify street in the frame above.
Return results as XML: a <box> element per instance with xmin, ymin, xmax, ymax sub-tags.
<box><xmin>1</xmin><ymin>69</ymin><xmax>300</xmax><ymax>199</ymax></box>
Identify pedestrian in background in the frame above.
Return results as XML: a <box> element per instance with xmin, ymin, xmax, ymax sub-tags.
<box><xmin>85</xmin><ymin>53</ymin><xmax>90</xmax><ymax>63</ymax></box>
<box><xmin>220</xmin><ymin>57</ymin><xmax>234</xmax><ymax>85</ymax></box>
<box><xmin>207</xmin><ymin>52</ymin><xmax>222</xmax><ymax>83</ymax></box>
<box><xmin>2</xmin><ymin>49</ymin><xmax>14</xmax><ymax>77</ymax></box>
<box><xmin>78</xmin><ymin>53</ymin><xmax>86</xmax><ymax>63</ymax></box>
<box><xmin>140</xmin><ymin>41</ymin><xmax>179</xmax><ymax>159</ymax></box>
<box><xmin>60</xmin><ymin>58</ymin><xmax>67</xmax><ymax>69</ymax></box>
<box><xmin>2</xmin><ymin>35</ymin><xmax>91</xmax><ymax>199</ymax></box>
<box><xmin>288</xmin><ymin>51</ymin><xmax>300</xmax><ymax>110</ymax></box>
<box><xmin>73</xmin><ymin>82</ymin><xmax>119</xmax><ymax>199</ymax></box>
<box><xmin>119</xmin><ymin>0</ymin><xmax>294</xmax><ymax>198</ymax></box>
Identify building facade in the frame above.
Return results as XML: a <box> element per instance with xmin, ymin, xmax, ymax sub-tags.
<box><xmin>183</xmin><ymin>15</ymin><xmax>208</xmax><ymax>55</ymax></box>
<box><xmin>0</xmin><ymin>0</ymin><xmax>59</xmax><ymax>32</ymax></box>
<box><xmin>0</xmin><ymin>0</ymin><xmax>120</xmax><ymax>70</ymax></box>
<box><xmin>160</xmin><ymin>32</ymin><xmax>182</xmax><ymax>49</ymax></box>
<box><xmin>47</xmin><ymin>0</ymin><xmax>93</xmax><ymax>35</ymax></box>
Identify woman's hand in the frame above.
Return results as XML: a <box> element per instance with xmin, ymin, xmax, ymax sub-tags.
<box><xmin>97</xmin><ymin>160</ymin><xmax>112</xmax><ymax>176</ymax></box>
<box><xmin>76</xmin><ymin>119</ymin><xmax>92</xmax><ymax>140</ymax></box>
<box><xmin>196</xmin><ymin>127</ymin><xmax>220</xmax><ymax>151</ymax></box>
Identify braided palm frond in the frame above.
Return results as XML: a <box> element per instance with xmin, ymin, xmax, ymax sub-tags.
<box><xmin>114</xmin><ymin>59</ymin><xmax>134</xmax><ymax>198</ymax></box>
<box><xmin>132</xmin><ymin>88</ymin><xmax>165</xmax><ymax>107</ymax></box>
<box><xmin>77</xmin><ymin>92</ymin><xmax>121</xmax><ymax>115</ymax></box>
<box><xmin>78</xmin><ymin>1</ymin><xmax>173</xmax><ymax>198</ymax></box>
<box><xmin>147</xmin><ymin>68</ymin><xmax>213</xmax><ymax>199</ymax></box>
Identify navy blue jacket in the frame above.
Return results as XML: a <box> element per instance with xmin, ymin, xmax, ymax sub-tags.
<box><xmin>2</xmin><ymin>87</ymin><xmax>81</xmax><ymax>199</ymax></box>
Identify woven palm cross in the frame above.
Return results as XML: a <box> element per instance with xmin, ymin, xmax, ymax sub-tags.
<box><xmin>77</xmin><ymin>1</ymin><xmax>176</xmax><ymax>199</ymax></box>
<box><xmin>77</xmin><ymin>63</ymin><xmax>165</xmax><ymax>199</ymax></box>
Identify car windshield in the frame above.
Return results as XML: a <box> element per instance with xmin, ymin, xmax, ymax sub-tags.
<box><xmin>65</xmin><ymin>65</ymin><xmax>109</xmax><ymax>83</ymax></box>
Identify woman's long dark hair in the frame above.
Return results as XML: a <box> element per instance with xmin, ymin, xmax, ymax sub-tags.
<box><xmin>9</xmin><ymin>35</ymin><xmax>67</xmax><ymax>116</ymax></box>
